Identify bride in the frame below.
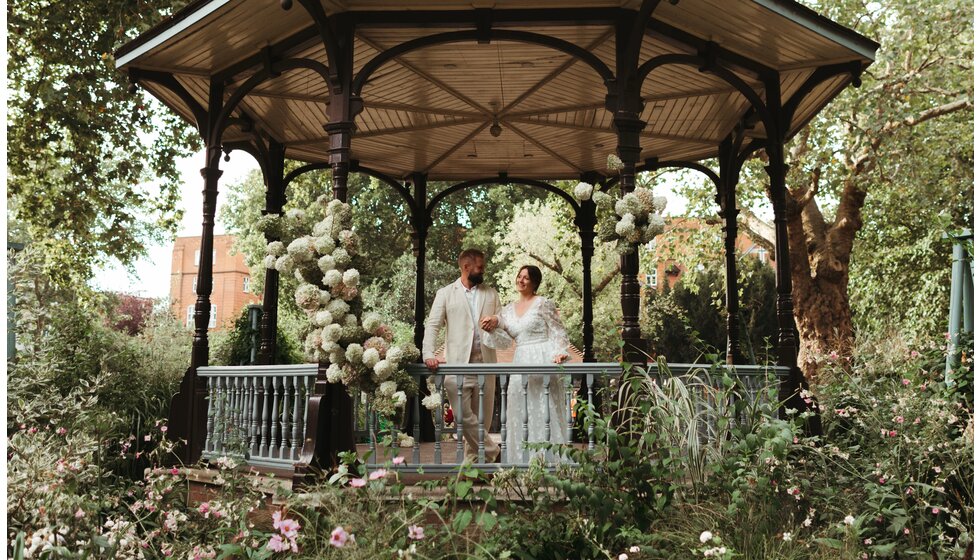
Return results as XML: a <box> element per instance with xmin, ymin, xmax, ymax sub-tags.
<box><xmin>480</xmin><ymin>265</ymin><xmax>571</xmax><ymax>462</ymax></box>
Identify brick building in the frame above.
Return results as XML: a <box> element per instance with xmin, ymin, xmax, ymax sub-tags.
<box><xmin>170</xmin><ymin>235</ymin><xmax>261</xmax><ymax>330</ymax></box>
<box><xmin>641</xmin><ymin>218</ymin><xmax>775</xmax><ymax>291</ymax></box>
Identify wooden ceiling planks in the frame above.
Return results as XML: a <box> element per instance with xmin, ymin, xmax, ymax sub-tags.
<box><xmin>118</xmin><ymin>0</ymin><xmax>876</xmax><ymax>180</ymax></box>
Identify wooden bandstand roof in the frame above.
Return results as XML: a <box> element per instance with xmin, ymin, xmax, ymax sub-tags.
<box><xmin>116</xmin><ymin>0</ymin><xmax>877</xmax><ymax>181</ymax></box>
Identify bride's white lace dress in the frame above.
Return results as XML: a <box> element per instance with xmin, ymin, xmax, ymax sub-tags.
<box><xmin>484</xmin><ymin>296</ymin><xmax>571</xmax><ymax>462</ymax></box>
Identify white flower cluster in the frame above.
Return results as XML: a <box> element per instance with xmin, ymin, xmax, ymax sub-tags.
<box><xmin>590</xmin><ymin>186</ymin><xmax>667</xmax><ymax>254</ymax></box>
<box><xmin>261</xmin><ymin>198</ymin><xmax>419</xmax><ymax>413</ymax></box>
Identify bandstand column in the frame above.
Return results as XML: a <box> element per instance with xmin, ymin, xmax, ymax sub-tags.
<box><xmin>614</xmin><ymin>111</ymin><xmax>648</xmax><ymax>364</ymax></box>
<box><xmin>717</xmin><ymin>135</ymin><xmax>743</xmax><ymax>365</ymax></box>
<box><xmin>410</xmin><ymin>172</ymin><xmax>435</xmax><ymax>442</ymax></box>
<box><xmin>259</xmin><ymin>140</ymin><xmax>286</xmax><ymax>364</ymax></box>
<box><xmin>764</xmin><ymin>79</ymin><xmax>821</xmax><ymax>435</ymax></box>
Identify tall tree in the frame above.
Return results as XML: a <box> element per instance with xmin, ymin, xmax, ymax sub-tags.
<box><xmin>7</xmin><ymin>0</ymin><xmax>196</xmax><ymax>285</ymax></box>
<box><xmin>677</xmin><ymin>0</ymin><xmax>973</xmax><ymax>379</ymax></box>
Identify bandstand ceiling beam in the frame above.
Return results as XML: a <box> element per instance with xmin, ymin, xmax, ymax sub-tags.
<box><xmin>505</xmin><ymin>117</ymin><xmax>718</xmax><ymax>146</ymax></box>
<box><xmin>501</xmin><ymin>121</ymin><xmax>585</xmax><ymax>174</ymax></box>
<box><xmin>422</xmin><ymin>122</ymin><xmax>490</xmax><ymax>173</ymax></box>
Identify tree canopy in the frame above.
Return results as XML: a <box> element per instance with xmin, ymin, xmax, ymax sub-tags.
<box><xmin>7</xmin><ymin>0</ymin><xmax>197</xmax><ymax>285</ymax></box>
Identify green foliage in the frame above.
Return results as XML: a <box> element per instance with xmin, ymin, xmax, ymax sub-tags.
<box><xmin>8</xmin><ymin>0</ymin><xmax>197</xmax><ymax>285</ymax></box>
<box><xmin>642</xmin><ymin>258</ymin><xmax>778</xmax><ymax>363</ymax></box>
<box><xmin>211</xmin><ymin>305</ymin><xmax>302</xmax><ymax>366</ymax></box>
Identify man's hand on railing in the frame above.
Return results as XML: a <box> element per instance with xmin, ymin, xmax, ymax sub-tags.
<box><xmin>424</xmin><ymin>357</ymin><xmax>444</xmax><ymax>372</ymax></box>
<box><xmin>552</xmin><ymin>354</ymin><xmax>569</xmax><ymax>364</ymax></box>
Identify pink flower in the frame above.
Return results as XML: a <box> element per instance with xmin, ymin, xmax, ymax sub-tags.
<box><xmin>906</xmin><ymin>487</ymin><xmax>914</xmax><ymax>495</ymax></box>
<box><xmin>368</xmin><ymin>469</ymin><xmax>388</xmax><ymax>481</ymax></box>
<box><xmin>170</xmin><ymin>467</ymin><xmax>180</xmax><ymax>476</ymax></box>
<box><xmin>931</xmin><ymin>507</ymin><xmax>940</xmax><ymax>515</ymax></box>
<box><xmin>56</xmin><ymin>427</ymin><xmax>67</xmax><ymax>436</ymax></box>
<box><xmin>279</xmin><ymin>518</ymin><xmax>301</xmax><ymax>539</ymax></box>
<box><xmin>888</xmin><ymin>430</ymin><xmax>898</xmax><ymax>438</ymax></box>
<box><xmin>945</xmin><ymin>332</ymin><xmax>951</xmax><ymax>341</ymax></box>
<box><xmin>904</xmin><ymin>528</ymin><xmax>910</xmax><ymax>535</ymax></box>
<box><xmin>901</xmin><ymin>378</ymin><xmax>911</xmax><ymax>386</ymax></box>
<box><xmin>913</xmin><ymin>417</ymin><xmax>921</xmax><ymax>424</ymax></box>
<box><xmin>267</xmin><ymin>534</ymin><xmax>290</xmax><ymax>553</ymax></box>
<box><xmin>349</xmin><ymin>478</ymin><xmax>366</xmax><ymax>488</ymax></box>
<box><xmin>408</xmin><ymin>524</ymin><xmax>425</xmax><ymax>540</ymax></box>
<box><xmin>910</xmin><ymin>350</ymin><xmax>920</xmax><ymax>359</ymax></box>
<box><xmin>198</xmin><ymin>502</ymin><xmax>210</xmax><ymax>516</ymax></box>
<box><xmin>160</xmin><ymin>425</ymin><xmax>168</xmax><ymax>433</ymax></box>
<box><xmin>74</xmin><ymin>509</ymin><xmax>85</xmax><ymax>518</ymax></box>
<box><xmin>894</xmin><ymin>416</ymin><xmax>904</xmax><ymax>424</ymax></box>
<box><xmin>28</xmin><ymin>427</ymin><xmax>37</xmax><ymax>434</ymax></box>
<box><xmin>829</xmin><ymin>351</ymin><xmax>839</xmax><ymax>360</ymax></box>
<box><xmin>144</xmin><ymin>435</ymin><xmax>152</xmax><ymax>441</ymax></box>
<box><xmin>879</xmin><ymin>477</ymin><xmax>886</xmax><ymax>484</ymax></box>
<box><xmin>393</xmin><ymin>456</ymin><xmax>406</xmax><ymax>465</ymax></box>
<box><xmin>330</xmin><ymin>526</ymin><xmax>349</xmax><ymax>548</ymax></box>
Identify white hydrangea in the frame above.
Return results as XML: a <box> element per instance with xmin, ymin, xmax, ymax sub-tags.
<box><xmin>314</xmin><ymin>235</ymin><xmax>335</xmax><ymax>255</ymax></box>
<box><xmin>386</xmin><ymin>345</ymin><xmax>404</xmax><ymax>363</ymax></box>
<box><xmin>342</xmin><ymin>268</ymin><xmax>360</xmax><ymax>287</ymax></box>
<box><xmin>323</xmin><ymin>324</ymin><xmax>343</xmax><ymax>342</ymax></box>
<box><xmin>326</xmin><ymin>364</ymin><xmax>343</xmax><ymax>383</ymax></box>
<box><xmin>286</xmin><ymin>236</ymin><xmax>315</xmax><ymax>261</ymax></box>
<box><xmin>362</xmin><ymin>312</ymin><xmax>382</xmax><ymax>333</ymax></box>
<box><xmin>321</xmin><ymin>340</ymin><xmax>341</xmax><ymax>354</ymax></box>
<box><xmin>313</xmin><ymin>216</ymin><xmax>332</xmax><ymax>237</ymax></box>
<box><xmin>262</xmin><ymin>254</ymin><xmax>277</xmax><ymax>269</ymax></box>
<box><xmin>319</xmin><ymin>289</ymin><xmax>332</xmax><ymax>306</ymax></box>
<box><xmin>313</xmin><ymin>310</ymin><xmax>334</xmax><ymax>327</ymax></box>
<box><xmin>329</xmin><ymin>348</ymin><xmax>346</xmax><ymax>365</ymax></box>
<box><xmin>652</xmin><ymin>195</ymin><xmax>668</xmax><ymax>214</ymax></box>
<box><xmin>362</xmin><ymin>348</ymin><xmax>381</xmax><ymax>368</ymax></box>
<box><xmin>379</xmin><ymin>381</ymin><xmax>398</xmax><ymax>397</ymax></box>
<box><xmin>573</xmin><ymin>181</ymin><xmax>594</xmax><ymax>201</ymax></box>
<box><xmin>392</xmin><ymin>391</ymin><xmax>407</xmax><ymax>407</ymax></box>
<box><xmin>327</xmin><ymin>299</ymin><xmax>349</xmax><ymax>317</ymax></box>
<box><xmin>318</xmin><ymin>255</ymin><xmax>337</xmax><ymax>273</ymax></box>
<box><xmin>323</xmin><ymin>269</ymin><xmax>343</xmax><ymax>288</ymax></box>
<box><xmin>285</xmin><ymin>208</ymin><xmax>306</xmax><ymax>221</ymax></box>
<box><xmin>344</xmin><ymin>314</ymin><xmax>359</xmax><ymax>327</ymax></box>
<box><xmin>295</xmin><ymin>284</ymin><xmax>321</xmax><ymax>310</ymax></box>
<box><xmin>422</xmin><ymin>393</ymin><xmax>442</xmax><ymax>411</ymax></box>
<box><xmin>275</xmin><ymin>255</ymin><xmax>296</xmax><ymax>274</ymax></box>
<box><xmin>332</xmin><ymin>247</ymin><xmax>351</xmax><ymax>267</ymax></box>
<box><xmin>345</xmin><ymin>343</ymin><xmax>364</xmax><ymax>364</ymax></box>
<box><xmin>615</xmin><ymin>213</ymin><xmax>636</xmax><ymax>237</ymax></box>
<box><xmin>592</xmin><ymin>190</ymin><xmax>614</xmax><ymax>207</ymax></box>
<box><xmin>267</xmin><ymin>241</ymin><xmax>286</xmax><ymax>257</ymax></box>
<box><xmin>373</xmin><ymin>359</ymin><xmax>396</xmax><ymax>381</ymax></box>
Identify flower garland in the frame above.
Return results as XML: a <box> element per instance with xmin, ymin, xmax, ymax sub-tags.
<box><xmin>260</xmin><ymin>196</ymin><xmax>419</xmax><ymax>417</ymax></box>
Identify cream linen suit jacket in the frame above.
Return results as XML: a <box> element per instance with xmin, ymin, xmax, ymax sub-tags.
<box><xmin>422</xmin><ymin>280</ymin><xmax>502</xmax><ymax>364</ymax></box>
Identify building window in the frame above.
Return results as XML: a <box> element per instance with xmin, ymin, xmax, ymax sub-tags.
<box><xmin>192</xmin><ymin>277</ymin><xmax>198</xmax><ymax>293</ymax></box>
<box><xmin>187</xmin><ymin>304</ymin><xmax>218</xmax><ymax>328</ymax></box>
<box><xmin>755</xmin><ymin>247</ymin><xmax>768</xmax><ymax>262</ymax></box>
<box><xmin>193</xmin><ymin>249</ymin><xmax>217</xmax><ymax>267</ymax></box>
<box><xmin>645</xmin><ymin>271</ymin><xmax>658</xmax><ymax>288</ymax></box>
<box><xmin>243</xmin><ymin>276</ymin><xmax>250</xmax><ymax>293</ymax></box>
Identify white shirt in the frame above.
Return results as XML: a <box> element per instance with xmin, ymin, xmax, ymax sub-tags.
<box><xmin>458</xmin><ymin>278</ymin><xmax>482</xmax><ymax>355</ymax></box>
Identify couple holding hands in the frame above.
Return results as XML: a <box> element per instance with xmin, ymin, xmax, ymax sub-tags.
<box><xmin>421</xmin><ymin>248</ymin><xmax>571</xmax><ymax>463</ymax></box>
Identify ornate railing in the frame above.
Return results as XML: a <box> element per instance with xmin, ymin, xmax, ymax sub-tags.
<box><xmin>199</xmin><ymin>364</ymin><xmax>317</xmax><ymax>470</ymax></box>
<box><xmin>199</xmin><ymin>362</ymin><xmax>788</xmax><ymax>473</ymax></box>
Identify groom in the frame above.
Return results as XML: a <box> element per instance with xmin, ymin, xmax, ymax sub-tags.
<box><xmin>422</xmin><ymin>248</ymin><xmax>501</xmax><ymax>463</ymax></box>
